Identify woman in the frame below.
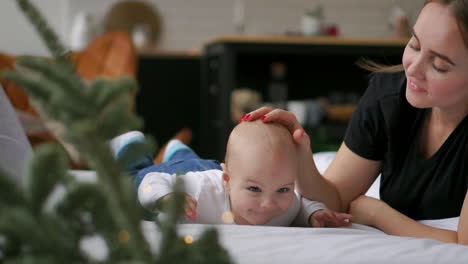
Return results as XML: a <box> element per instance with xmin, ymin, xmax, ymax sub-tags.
<box><xmin>243</xmin><ymin>0</ymin><xmax>468</xmax><ymax>244</ymax></box>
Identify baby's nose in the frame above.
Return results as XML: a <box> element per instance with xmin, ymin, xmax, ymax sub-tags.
<box><xmin>260</xmin><ymin>197</ymin><xmax>277</xmax><ymax>210</ymax></box>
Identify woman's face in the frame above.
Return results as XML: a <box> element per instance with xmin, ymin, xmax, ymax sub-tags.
<box><xmin>402</xmin><ymin>2</ymin><xmax>468</xmax><ymax>114</ymax></box>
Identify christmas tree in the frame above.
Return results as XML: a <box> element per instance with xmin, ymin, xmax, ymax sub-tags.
<box><xmin>0</xmin><ymin>0</ymin><xmax>233</xmax><ymax>263</ymax></box>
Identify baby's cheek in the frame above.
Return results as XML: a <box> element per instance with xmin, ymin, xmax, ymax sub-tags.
<box><xmin>279</xmin><ymin>195</ymin><xmax>295</xmax><ymax>211</ymax></box>
<box><xmin>232</xmin><ymin>194</ymin><xmax>253</xmax><ymax>210</ymax></box>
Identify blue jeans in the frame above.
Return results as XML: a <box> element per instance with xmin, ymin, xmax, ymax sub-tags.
<box><xmin>132</xmin><ymin>145</ymin><xmax>221</xmax><ymax>188</ymax></box>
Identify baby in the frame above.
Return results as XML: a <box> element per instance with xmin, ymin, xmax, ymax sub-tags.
<box><xmin>111</xmin><ymin>121</ymin><xmax>351</xmax><ymax>227</ymax></box>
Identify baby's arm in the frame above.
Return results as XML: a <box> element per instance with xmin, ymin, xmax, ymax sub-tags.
<box><xmin>155</xmin><ymin>193</ymin><xmax>198</xmax><ymax>220</ymax></box>
<box><xmin>138</xmin><ymin>171</ymin><xmax>199</xmax><ymax>220</ymax></box>
<box><xmin>295</xmin><ymin>195</ymin><xmax>352</xmax><ymax>227</ymax></box>
<box><xmin>292</xmin><ymin>195</ymin><xmax>326</xmax><ymax>227</ymax></box>
<box><xmin>309</xmin><ymin>208</ymin><xmax>352</xmax><ymax>228</ymax></box>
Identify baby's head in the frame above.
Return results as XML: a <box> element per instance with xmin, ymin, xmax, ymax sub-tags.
<box><xmin>222</xmin><ymin>121</ymin><xmax>298</xmax><ymax>225</ymax></box>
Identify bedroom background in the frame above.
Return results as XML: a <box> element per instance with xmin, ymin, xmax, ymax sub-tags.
<box><xmin>3</xmin><ymin>1</ymin><xmax>468</xmax><ymax>263</ymax></box>
<box><xmin>0</xmin><ymin>0</ymin><xmax>421</xmax><ymax>161</ymax></box>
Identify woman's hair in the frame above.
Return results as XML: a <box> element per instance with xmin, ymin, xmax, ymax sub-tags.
<box><xmin>360</xmin><ymin>0</ymin><xmax>468</xmax><ymax>73</ymax></box>
<box><xmin>430</xmin><ymin>0</ymin><xmax>468</xmax><ymax>48</ymax></box>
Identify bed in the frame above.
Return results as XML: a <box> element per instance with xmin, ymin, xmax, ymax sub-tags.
<box><xmin>71</xmin><ymin>152</ymin><xmax>468</xmax><ymax>264</ymax></box>
<box><xmin>3</xmin><ymin>87</ymin><xmax>467</xmax><ymax>263</ymax></box>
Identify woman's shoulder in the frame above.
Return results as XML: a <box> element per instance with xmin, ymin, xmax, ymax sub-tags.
<box><xmin>367</xmin><ymin>71</ymin><xmax>406</xmax><ymax>99</ymax></box>
<box><xmin>357</xmin><ymin>71</ymin><xmax>407</xmax><ymax>112</ymax></box>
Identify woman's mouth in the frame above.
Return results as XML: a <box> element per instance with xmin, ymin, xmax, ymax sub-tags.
<box><xmin>408</xmin><ymin>80</ymin><xmax>427</xmax><ymax>93</ymax></box>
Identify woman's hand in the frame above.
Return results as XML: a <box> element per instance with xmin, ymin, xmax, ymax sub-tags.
<box><xmin>348</xmin><ymin>195</ymin><xmax>387</xmax><ymax>226</ymax></box>
<box><xmin>243</xmin><ymin>106</ymin><xmax>308</xmax><ymax>146</ymax></box>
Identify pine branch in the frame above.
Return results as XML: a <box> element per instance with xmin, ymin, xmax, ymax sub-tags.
<box><xmin>0</xmin><ymin>168</ymin><xmax>26</xmax><ymax>208</ymax></box>
<box><xmin>0</xmin><ymin>0</ymin><xmax>235</xmax><ymax>263</ymax></box>
<box><xmin>76</xmin><ymin>135</ymin><xmax>152</xmax><ymax>261</ymax></box>
<box><xmin>24</xmin><ymin>144</ymin><xmax>68</xmax><ymax>215</ymax></box>
<box><xmin>16</xmin><ymin>0</ymin><xmax>69</xmax><ymax>61</ymax></box>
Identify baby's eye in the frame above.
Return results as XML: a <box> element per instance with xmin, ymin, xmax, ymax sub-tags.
<box><xmin>277</xmin><ymin>188</ymin><xmax>290</xmax><ymax>193</ymax></box>
<box><xmin>247</xmin><ymin>186</ymin><xmax>261</xmax><ymax>192</ymax></box>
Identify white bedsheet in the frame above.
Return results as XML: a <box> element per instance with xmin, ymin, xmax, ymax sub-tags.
<box><xmin>140</xmin><ymin>221</ymin><xmax>468</xmax><ymax>264</ymax></box>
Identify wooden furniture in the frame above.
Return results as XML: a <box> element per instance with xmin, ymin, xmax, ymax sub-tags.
<box><xmin>200</xmin><ymin>35</ymin><xmax>407</xmax><ymax>160</ymax></box>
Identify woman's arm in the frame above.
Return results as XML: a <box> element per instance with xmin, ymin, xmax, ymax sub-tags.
<box><xmin>321</xmin><ymin>143</ymin><xmax>381</xmax><ymax>212</ymax></box>
<box><xmin>350</xmin><ymin>194</ymin><xmax>468</xmax><ymax>245</ymax></box>
<box><xmin>246</xmin><ymin>107</ymin><xmax>381</xmax><ymax>212</ymax></box>
<box><xmin>459</xmin><ymin>192</ymin><xmax>468</xmax><ymax>244</ymax></box>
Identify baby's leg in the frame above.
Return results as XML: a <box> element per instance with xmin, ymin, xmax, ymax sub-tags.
<box><xmin>134</xmin><ymin>141</ymin><xmax>220</xmax><ymax>184</ymax></box>
<box><xmin>109</xmin><ymin>131</ymin><xmax>154</xmax><ymax>177</ymax></box>
<box><xmin>163</xmin><ymin>139</ymin><xmax>200</xmax><ymax>162</ymax></box>
<box><xmin>153</xmin><ymin>128</ymin><xmax>192</xmax><ymax>164</ymax></box>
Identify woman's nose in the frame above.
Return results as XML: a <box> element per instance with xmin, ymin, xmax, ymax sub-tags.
<box><xmin>406</xmin><ymin>55</ymin><xmax>426</xmax><ymax>80</ymax></box>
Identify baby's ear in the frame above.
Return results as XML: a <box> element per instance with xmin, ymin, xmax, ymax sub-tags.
<box><xmin>221</xmin><ymin>163</ymin><xmax>230</xmax><ymax>183</ymax></box>
<box><xmin>223</xmin><ymin>173</ymin><xmax>230</xmax><ymax>183</ymax></box>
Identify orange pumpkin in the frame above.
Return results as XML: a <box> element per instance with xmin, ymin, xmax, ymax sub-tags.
<box><xmin>0</xmin><ymin>53</ymin><xmax>37</xmax><ymax>116</ymax></box>
<box><xmin>73</xmin><ymin>31</ymin><xmax>137</xmax><ymax>80</ymax></box>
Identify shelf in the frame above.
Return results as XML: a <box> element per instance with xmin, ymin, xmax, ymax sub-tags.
<box><xmin>205</xmin><ymin>35</ymin><xmax>409</xmax><ymax>47</ymax></box>
<box><xmin>199</xmin><ymin>35</ymin><xmax>407</xmax><ymax>160</ymax></box>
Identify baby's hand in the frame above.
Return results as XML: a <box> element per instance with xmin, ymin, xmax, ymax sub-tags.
<box><xmin>158</xmin><ymin>193</ymin><xmax>198</xmax><ymax>220</ymax></box>
<box><xmin>183</xmin><ymin>194</ymin><xmax>198</xmax><ymax>221</ymax></box>
<box><xmin>309</xmin><ymin>209</ymin><xmax>352</xmax><ymax>228</ymax></box>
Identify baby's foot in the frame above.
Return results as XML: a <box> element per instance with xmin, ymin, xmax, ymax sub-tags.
<box><xmin>109</xmin><ymin>131</ymin><xmax>153</xmax><ymax>169</ymax></box>
<box><xmin>153</xmin><ymin>128</ymin><xmax>192</xmax><ymax>164</ymax></box>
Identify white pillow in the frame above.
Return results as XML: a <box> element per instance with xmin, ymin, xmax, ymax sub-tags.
<box><xmin>0</xmin><ymin>86</ymin><xmax>32</xmax><ymax>184</ymax></box>
<box><xmin>312</xmin><ymin>151</ymin><xmax>380</xmax><ymax>199</ymax></box>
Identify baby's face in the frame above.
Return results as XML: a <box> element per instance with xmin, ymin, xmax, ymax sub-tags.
<box><xmin>226</xmin><ymin>154</ymin><xmax>297</xmax><ymax>225</ymax></box>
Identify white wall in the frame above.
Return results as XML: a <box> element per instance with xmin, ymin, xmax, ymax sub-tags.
<box><xmin>0</xmin><ymin>0</ymin><xmax>69</xmax><ymax>56</ymax></box>
<box><xmin>68</xmin><ymin>0</ymin><xmax>422</xmax><ymax>51</ymax></box>
<box><xmin>0</xmin><ymin>0</ymin><xmax>423</xmax><ymax>55</ymax></box>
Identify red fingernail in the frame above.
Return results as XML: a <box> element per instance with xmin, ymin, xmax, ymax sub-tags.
<box><xmin>300</xmin><ymin>130</ymin><xmax>305</xmax><ymax>137</ymax></box>
<box><xmin>244</xmin><ymin>114</ymin><xmax>251</xmax><ymax>120</ymax></box>
<box><xmin>260</xmin><ymin>115</ymin><xmax>266</xmax><ymax>121</ymax></box>
<box><xmin>241</xmin><ymin>114</ymin><xmax>246</xmax><ymax>119</ymax></box>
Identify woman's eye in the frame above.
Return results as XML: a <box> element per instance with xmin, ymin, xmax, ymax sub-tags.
<box><xmin>247</xmin><ymin>186</ymin><xmax>261</xmax><ymax>192</ymax></box>
<box><xmin>409</xmin><ymin>43</ymin><xmax>420</xmax><ymax>51</ymax></box>
<box><xmin>432</xmin><ymin>59</ymin><xmax>449</xmax><ymax>73</ymax></box>
<box><xmin>432</xmin><ymin>64</ymin><xmax>448</xmax><ymax>73</ymax></box>
<box><xmin>408</xmin><ymin>37</ymin><xmax>420</xmax><ymax>51</ymax></box>
<box><xmin>277</xmin><ymin>188</ymin><xmax>290</xmax><ymax>193</ymax></box>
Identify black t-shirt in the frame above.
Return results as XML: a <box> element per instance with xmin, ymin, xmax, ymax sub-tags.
<box><xmin>344</xmin><ymin>71</ymin><xmax>468</xmax><ymax>220</ymax></box>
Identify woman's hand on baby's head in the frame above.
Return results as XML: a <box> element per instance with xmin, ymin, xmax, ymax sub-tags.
<box><xmin>309</xmin><ymin>209</ymin><xmax>352</xmax><ymax>228</ymax></box>
<box><xmin>244</xmin><ymin>107</ymin><xmax>309</xmax><ymax>146</ymax></box>
<box><xmin>242</xmin><ymin>106</ymin><xmax>273</xmax><ymax>122</ymax></box>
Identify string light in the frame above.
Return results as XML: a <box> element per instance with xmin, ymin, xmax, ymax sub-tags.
<box><xmin>142</xmin><ymin>184</ymin><xmax>153</xmax><ymax>193</ymax></box>
<box><xmin>221</xmin><ymin>211</ymin><xmax>234</xmax><ymax>224</ymax></box>
<box><xmin>184</xmin><ymin>235</ymin><xmax>194</xmax><ymax>244</ymax></box>
<box><xmin>118</xmin><ymin>230</ymin><xmax>130</xmax><ymax>243</ymax></box>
